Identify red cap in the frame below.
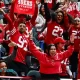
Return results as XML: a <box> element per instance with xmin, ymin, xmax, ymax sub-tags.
<box><xmin>54</xmin><ymin>37</ymin><xmax>65</xmax><ymax>44</ymax></box>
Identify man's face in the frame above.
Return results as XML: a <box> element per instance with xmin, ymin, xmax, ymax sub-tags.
<box><xmin>18</xmin><ymin>23</ymin><xmax>26</xmax><ymax>34</ymax></box>
<box><xmin>0</xmin><ymin>62</ymin><xmax>7</xmax><ymax>72</ymax></box>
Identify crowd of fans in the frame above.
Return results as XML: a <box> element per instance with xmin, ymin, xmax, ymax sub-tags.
<box><xmin>0</xmin><ymin>0</ymin><xmax>80</xmax><ymax>80</ymax></box>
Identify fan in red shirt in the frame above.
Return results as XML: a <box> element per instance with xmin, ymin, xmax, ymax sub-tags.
<box><xmin>54</xmin><ymin>37</ymin><xmax>73</xmax><ymax>78</ymax></box>
<box><xmin>28</xmin><ymin>31</ymin><xmax>74</xmax><ymax>80</ymax></box>
<box><xmin>42</xmin><ymin>0</ymin><xmax>69</xmax><ymax>52</ymax></box>
<box><xmin>0</xmin><ymin>7</ymin><xmax>34</xmax><ymax>76</ymax></box>
<box><xmin>9</xmin><ymin>0</ymin><xmax>38</xmax><ymax>36</ymax></box>
<box><xmin>68</xmin><ymin>16</ymin><xmax>80</xmax><ymax>79</ymax></box>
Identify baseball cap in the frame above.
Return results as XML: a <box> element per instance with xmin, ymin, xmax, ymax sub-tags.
<box><xmin>54</xmin><ymin>37</ymin><xmax>66</xmax><ymax>44</ymax></box>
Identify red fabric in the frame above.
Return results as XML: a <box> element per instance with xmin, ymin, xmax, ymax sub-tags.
<box><xmin>10</xmin><ymin>27</ymin><xmax>29</xmax><ymax>64</ymax></box>
<box><xmin>10</xmin><ymin>1</ymin><xmax>38</xmax><ymax>26</ymax></box>
<box><xmin>69</xmin><ymin>25</ymin><xmax>80</xmax><ymax>52</ymax></box>
<box><xmin>0</xmin><ymin>24</ymin><xmax>5</xmax><ymax>43</ymax></box>
<box><xmin>44</xmin><ymin>15</ymin><xmax>69</xmax><ymax>45</ymax></box>
<box><xmin>54</xmin><ymin>37</ymin><xmax>66</xmax><ymax>44</ymax></box>
<box><xmin>14</xmin><ymin>0</ymin><xmax>36</xmax><ymax>15</ymax></box>
<box><xmin>57</xmin><ymin>50</ymin><xmax>70</xmax><ymax>76</ymax></box>
<box><xmin>44</xmin><ymin>21</ymin><xmax>64</xmax><ymax>45</ymax></box>
<box><xmin>3</xmin><ymin>14</ymin><xmax>30</xmax><ymax>64</ymax></box>
<box><xmin>45</xmin><ymin>0</ymin><xmax>56</xmax><ymax>9</ymax></box>
<box><xmin>0</xmin><ymin>2</ymin><xmax>5</xmax><ymax>8</ymax></box>
<box><xmin>11</xmin><ymin>31</ymin><xmax>29</xmax><ymax>64</ymax></box>
<box><xmin>29</xmin><ymin>40</ymin><xmax>74</xmax><ymax>74</ymax></box>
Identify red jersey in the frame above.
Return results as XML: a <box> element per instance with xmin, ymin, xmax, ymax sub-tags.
<box><xmin>29</xmin><ymin>40</ymin><xmax>74</xmax><ymax>74</ymax></box>
<box><xmin>60</xmin><ymin>58</ymin><xmax>70</xmax><ymax>76</ymax></box>
<box><xmin>11</xmin><ymin>29</ymin><xmax>29</xmax><ymax>64</ymax></box>
<box><xmin>56</xmin><ymin>50</ymin><xmax>70</xmax><ymax>77</ymax></box>
<box><xmin>45</xmin><ymin>21</ymin><xmax>64</xmax><ymax>45</ymax></box>
<box><xmin>69</xmin><ymin>25</ymin><xmax>80</xmax><ymax>52</ymax></box>
<box><xmin>44</xmin><ymin>14</ymin><xmax>69</xmax><ymax>45</ymax></box>
<box><xmin>4</xmin><ymin>14</ymin><xmax>29</xmax><ymax>64</ymax></box>
<box><xmin>0</xmin><ymin>24</ymin><xmax>5</xmax><ymax>43</ymax></box>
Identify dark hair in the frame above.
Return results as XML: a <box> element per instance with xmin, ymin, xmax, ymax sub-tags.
<box><xmin>0</xmin><ymin>60</ymin><xmax>5</xmax><ymax>64</ymax></box>
<box><xmin>19</xmin><ymin>21</ymin><xmax>26</xmax><ymax>25</ymax></box>
<box><xmin>46</xmin><ymin>44</ymin><xmax>55</xmax><ymax>56</ymax></box>
<box><xmin>39</xmin><ymin>4</ymin><xmax>45</xmax><ymax>17</ymax></box>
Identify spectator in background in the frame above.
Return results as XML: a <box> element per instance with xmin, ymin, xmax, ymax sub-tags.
<box><xmin>41</xmin><ymin>0</ymin><xmax>70</xmax><ymax>52</ymax></box>
<box><xmin>68</xmin><ymin>16</ymin><xmax>80</xmax><ymax>79</ymax></box>
<box><xmin>0</xmin><ymin>46</ymin><xmax>18</xmax><ymax>80</ymax></box>
<box><xmin>54</xmin><ymin>37</ymin><xmax>73</xmax><ymax>79</ymax></box>
<box><xmin>34</xmin><ymin>3</ymin><xmax>46</xmax><ymax>49</ymax></box>
<box><xmin>35</xmin><ymin>4</ymin><xmax>46</xmax><ymax>32</ymax></box>
<box><xmin>0</xmin><ymin>61</ymin><xmax>18</xmax><ymax>80</ymax></box>
<box><xmin>60</xmin><ymin>0</ymin><xmax>80</xmax><ymax>18</ymax></box>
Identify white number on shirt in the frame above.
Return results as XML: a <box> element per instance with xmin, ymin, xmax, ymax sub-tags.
<box><xmin>17</xmin><ymin>36</ymin><xmax>28</xmax><ymax>51</ymax></box>
<box><xmin>52</xmin><ymin>26</ymin><xmax>63</xmax><ymax>37</ymax></box>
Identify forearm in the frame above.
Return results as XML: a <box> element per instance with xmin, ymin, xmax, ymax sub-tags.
<box><xmin>2</xmin><ymin>46</ymin><xmax>17</xmax><ymax>63</ymax></box>
<box><xmin>66</xmin><ymin>65</ymin><xmax>72</xmax><ymax>76</ymax></box>
<box><xmin>44</xmin><ymin>3</ymin><xmax>51</xmax><ymax>22</ymax></box>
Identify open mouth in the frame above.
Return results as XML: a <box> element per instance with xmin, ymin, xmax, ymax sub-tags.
<box><xmin>0</xmin><ymin>29</ymin><xmax>2</xmax><ymax>33</ymax></box>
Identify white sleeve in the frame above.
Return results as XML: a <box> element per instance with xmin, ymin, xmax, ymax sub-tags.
<box><xmin>66</xmin><ymin>65</ymin><xmax>72</xmax><ymax>76</ymax></box>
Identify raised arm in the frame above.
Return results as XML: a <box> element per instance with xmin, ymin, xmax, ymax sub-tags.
<box><xmin>1</xmin><ymin>46</ymin><xmax>18</xmax><ymax>63</ymax></box>
<box><xmin>29</xmin><ymin>30</ymin><xmax>45</xmax><ymax>60</ymax></box>
<box><xmin>0</xmin><ymin>8</ymin><xmax>14</xmax><ymax>31</ymax></box>
<box><xmin>60</xmin><ymin>34</ymin><xmax>74</xmax><ymax>60</ymax></box>
<box><xmin>10</xmin><ymin>0</ymin><xmax>15</xmax><ymax>22</ymax></box>
<box><xmin>30</xmin><ymin>4</ymin><xmax>38</xmax><ymax>26</ymax></box>
<box><xmin>29</xmin><ymin>40</ymin><xmax>45</xmax><ymax>61</ymax></box>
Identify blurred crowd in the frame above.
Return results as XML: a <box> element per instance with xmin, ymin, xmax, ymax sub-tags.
<box><xmin>0</xmin><ymin>0</ymin><xmax>80</xmax><ymax>80</ymax></box>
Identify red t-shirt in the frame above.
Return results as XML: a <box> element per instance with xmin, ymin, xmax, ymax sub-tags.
<box><xmin>44</xmin><ymin>21</ymin><xmax>64</xmax><ymax>45</ymax></box>
<box><xmin>10</xmin><ymin>26</ymin><xmax>29</xmax><ymax>64</ymax></box>
<box><xmin>69</xmin><ymin>26</ymin><xmax>80</xmax><ymax>52</ymax></box>
<box><xmin>0</xmin><ymin>24</ymin><xmax>5</xmax><ymax>43</ymax></box>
